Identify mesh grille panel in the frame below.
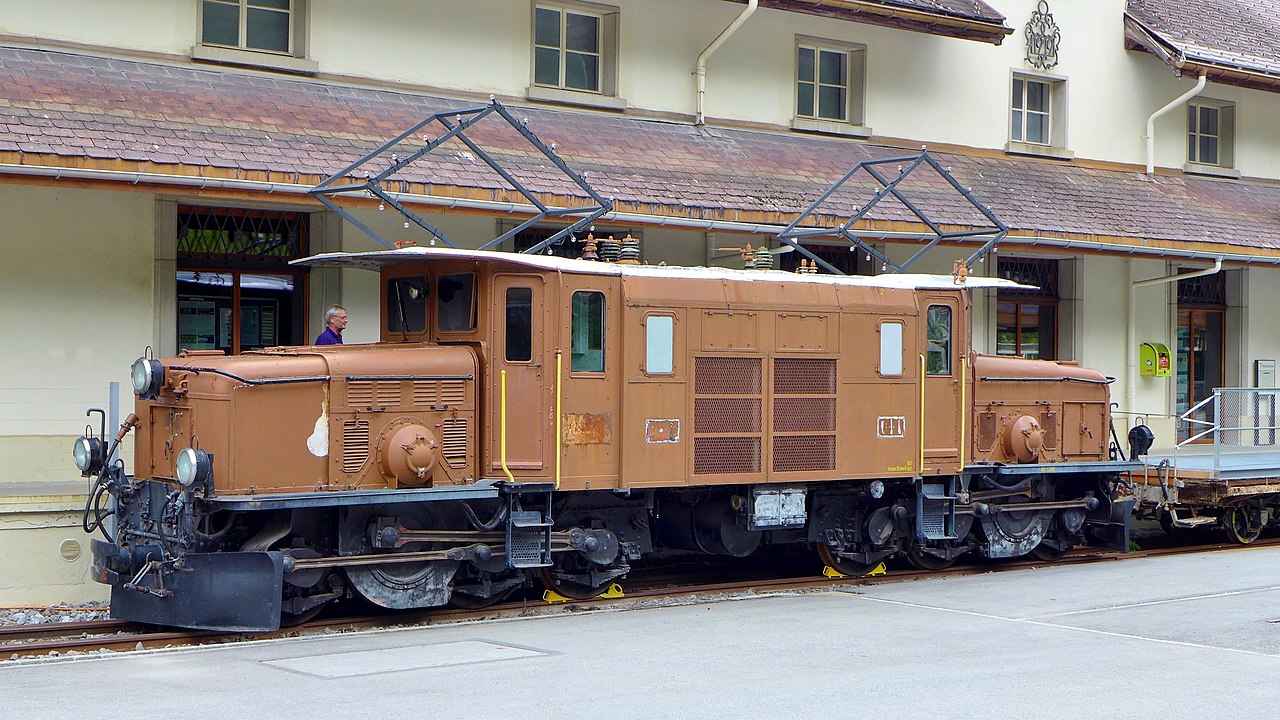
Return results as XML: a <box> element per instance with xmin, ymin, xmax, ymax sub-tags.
<box><xmin>772</xmin><ymin>435</ymin><xmax>835</xmax><ymax>472</ymax></box>
<box><xmin>342</xmin><ymin>420</ymin><xmax>370</xmax><ymax>474</ymax></box>
<box><xmin>773</xmin><ymin>358</ymin><xmax>836</xmax><ymax>394</ymax></box>
<box><xmin>348</xmin><ymin>380</ymin><xmax>402</xmax><ymax>407</ymax></box>
<box><xmin>694</xmin><ymin>437</ymin><xmax>761</xmax><ymax>474</ymax></box>
<box><xmin>1040</xmin><ymin>411</ymin><xmax>1058</xmax><ymax>449</ymax></box>
<box><xmin>774</xmin><ymin>397</ymin><xmax>835</xmax><ymax>433</ymax></box>
<box><xmin>413</xmin><ymin>379</ymin><xmax>467</xmax><ymax>407</ymax></box>
<box><xmin>978</xmin><ymin>412</ymin><xmax>997</xmax><ymax>451</ymax></box>
<box><xmin>695</xmin><ymin>357</ymin><xmax>761</xmax><ymax>395</ymax></box>
<box><xmin>695</xmin><ymin>398</ymin><xmax>762</xmax><ymax>434</ymax></box>
<box><xmin>441</xmin><ymin>418</ymin><xmax>467</xmax><ymax>467</ymax></box>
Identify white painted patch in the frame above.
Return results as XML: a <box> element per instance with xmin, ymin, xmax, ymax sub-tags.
<box><xmin>306</xmin><ymin>414</ymin><xmax>328</xmax><ymax>457</ymax></box>
<box><xmin>262</xmin><ymin>641</ymin><xmax>546</xmax><ymax>678</ymax></box>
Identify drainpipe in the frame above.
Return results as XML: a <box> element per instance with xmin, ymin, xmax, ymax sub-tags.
<box><xmin>1126</xmin><ymin>257</ymin><xmax>1222</xmax><ymax>426</ymax></box>
<box><xmin>695</xmin><ymin>0</ymin><xmax>758</xmax><ymax>126</ymax></box>
<box><xmin>1146</xmin><ymin>73</ymin><xmax>1206</xmax><ymax>177</ymax></box>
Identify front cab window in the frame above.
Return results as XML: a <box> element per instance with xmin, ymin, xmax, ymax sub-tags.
<box><xmin>926</xmin><ymin>305</ymin><xmax>952</xmax><ymax>376</ymax></box>
<box><xmin>437</xmin><ymin>273</ymin><xmax>477</xmax><ymax>332</ymax></box>
<box><xmin>387</xmin><ymin>276</ymin><xmax>428</xmax><ymax>334</ymax></box>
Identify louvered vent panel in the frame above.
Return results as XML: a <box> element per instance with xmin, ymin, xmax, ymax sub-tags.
<box><xmin>1040</xmin><ymin>411</ymin><xmax>1058</xmax><ymax>449</ymax></box>
<box><xmin>440</xmin><ymin>380</ymin><xmax>466</xmax><ymax>406</ymax></box>
<box><xmin>342</xmin><ymin>420</ymin><xmax>370</xmax><ymax>474</ymax></box>
<box><xmin>772</xmin><ymin>435</ymin><xmax>835</xmax><ymax>472</ymax></box>
<box><xmin>441</xmin><ymin>418</ymin><xmax>468</xmax><ymax>467</ymax></box>
<box><xmin>774</xmin><ymin>398</ymin><xmax>835</xmax><ymax>433</ymax></box>
<box><xmin>694</xmin><ymin>437</ymin><xmax>761</xmax><ymax>474</ymax></box>
<box><xmin>694</xmin><ymin>357</ymin><xmax>761</xmax><ymax>394</ymax></box>
<box><xmin>978</xmin><ymin>412</ymin><xmax>997</xmax><ymax>451</ymax></box>
<box><xmin>695</xmin><ymin>398</ymin><xmax>762</xmax><ymax>434</ymax></box>
<box><xmin>412</xmin><ymin>380</ymin><xmax>438</xmax><ymax>406</ymax></box>
<box><xmin>348</xmin><ymin>380</ymin><xmax>402</xmax><ymax>407</ymax></box>
<box><xmin>773</xmin><ymin>358</ymin><xmax>836</xmax><ymax>394</ymax></box>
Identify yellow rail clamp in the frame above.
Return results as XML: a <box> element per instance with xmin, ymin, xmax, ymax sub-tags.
<box><xmin>542</xmin><ymin>583</ymin><xmax>625</xmax><ymax>604</ymax></box>
<box><xmin>822</xmin><ymin>562</ymin><xmax>887</xmax><ymax>579</ymax></box>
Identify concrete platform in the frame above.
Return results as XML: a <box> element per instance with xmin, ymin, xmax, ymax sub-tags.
<box><xmin>4</xmin><ymin>547</ymin><xmax>1280</xmax><ymax>718</ymax></box>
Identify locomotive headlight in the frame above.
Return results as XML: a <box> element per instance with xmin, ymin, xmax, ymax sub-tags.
<box><xmin>72</xmin><ymin>435</ymin><xmax>105</xmax><ymax>476</ymax></box>
<box><xmin>175</xmin><ymin>448</ymin><xmax>212</xmax><ymax>487</ymax></box>
<box><xmin>869</xmin><ymin>480</ymin><xmax>885</xmax><ymax>499</ymax></box>
<box><xmin>130</xmin><ymin>357</ymin><xmax>165</xmax><ymax>400</ymax></box>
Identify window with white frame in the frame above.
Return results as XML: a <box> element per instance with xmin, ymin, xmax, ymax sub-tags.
<box><xmin>1187</xmin><ymin>100</ymin><xmax>1235</xmax><ymax>170</ymax></box>
<box><xmin>533</xmin><ymin>3</ymin><xmax>618</xmax><ymax>96</ymax></box>
<box><xmin>795</xmin><ymin>39</ymin><xmax>865</xmax><ymax>127</ymax></box>
<box><xmin>1008</xmin><ymin>73</ymin><xmax>1068</xmax><ymax>156</ymax></box>
<box><xmin>196</xmin><ymin>0</ymin><xmax>313</xmax><ymax>72</ymax></box>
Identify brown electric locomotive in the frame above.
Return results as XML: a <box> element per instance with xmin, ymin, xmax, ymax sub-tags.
<box><xmin>77</xmin><ymin>246</ymin><xmax>1145</xmax><ymax>630</ymax></box>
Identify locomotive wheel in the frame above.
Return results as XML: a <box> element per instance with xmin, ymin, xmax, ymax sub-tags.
<box><xmin>905</xmin><ymin>543</ymin><xmax>958</xmax><ymax>571</ymax></box>
<box><xmin>1029</xmin><ymin>542</ymin><xmax>1070</xmax><ymax>562</ymax></box>
<box><xmin>816</xmin><ymin>543</ymin><xmax>878</xmax><ymax>577</ymax></box>
<box><xmin>280</xmin><ymin>604</ymin><xmax>327</xmax><ymax>626</ymax></box>
<box><xmin>1222</xmin><ymin>506</ymin><xmax>1263</xmax><ymax>545</ymax></box>
<box><xmin>538</xmin><ymin>566</ymin><xmax>615</xmax><ymax>600</ymax></box>
<box><xmin>340</xmin><ymin>504</ymin><xmax>459</xmax><ymax>610</ymax></box>
<box><xmin>448</xmin><ymin>568</ymin><xmax>520</xmax><ymax>609</ymax></box>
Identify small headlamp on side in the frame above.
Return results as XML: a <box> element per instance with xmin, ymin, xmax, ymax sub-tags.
<box><xmin>72</xmin><ymin>435</ymin><xmax>106</xmax><ymax>477</ymax></box>
<box><xmin>131</xmin><ymin>357</ymin><xmax>165</xmax><ymax>400</ymax></box>
<box><xmin>175</xmin><ymin>447</ymin><xmax>213</xmax><ymax>488</ymax></box>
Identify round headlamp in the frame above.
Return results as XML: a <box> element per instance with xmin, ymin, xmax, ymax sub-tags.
<box><xmin>131</xmin><ymin>357</ymin><xmax>165</xmax><ymax>400</ymax></box>
<box><xmin>869</xmin><ymin>479</ymin><xmax>886</xmax><ymax>500</ymax></box>
<box><xmin>72</xmin><ymin>435</ymin><xmax>105</xmax><ymax>476</ymax></box>
<box><xmin>175</xmin><ymin>447</ymin><xmax>212</xmax><ymax>488</ymax></box>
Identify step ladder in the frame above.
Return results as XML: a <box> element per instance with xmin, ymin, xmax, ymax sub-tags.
<box><xmin>505</xmin><ymin>492</ymin><xmax>553</xmax><ymax>569</ymax></box>
<box><xmin>916</xmin><ymin>478</ymin><xmax>959</xmax><ymax>540</ymax></box>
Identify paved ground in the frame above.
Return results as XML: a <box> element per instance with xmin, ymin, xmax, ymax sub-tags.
<box><xmin>3</xmin><ymin>547</ymin><xmax>1279</xmax><ymax>719</ymax></box>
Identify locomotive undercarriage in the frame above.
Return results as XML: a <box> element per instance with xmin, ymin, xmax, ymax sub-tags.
<box><xmin>88</xmin><ymin>469</ymin><xmax>1134</xmax><ymax>631</ymax></box>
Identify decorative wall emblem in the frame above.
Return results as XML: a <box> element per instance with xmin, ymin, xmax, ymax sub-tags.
<box><xmin>1024</xmin><ymin>0</ymin><xmax>1061</xmax><ymax>70</ymax></box>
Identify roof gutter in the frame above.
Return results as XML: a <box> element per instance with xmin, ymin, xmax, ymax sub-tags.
<box><xmin>748</xmin><ymin>0</ymin><xmax>1011</xmax><ymax>43</ymax></box>
<box><xmin>697</xmin><ymin>0</ymin><xmax>758</xmax><ymax>126</ymax></box>
<box><xmin>3</xmin><ymin>161</ymin><xmax>1279</xmax><ymax>266</ymax></box>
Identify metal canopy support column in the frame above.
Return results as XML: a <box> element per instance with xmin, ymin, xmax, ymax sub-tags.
<box><xmin>776</xmin><ymin>149</ymin><xmax>1008</xmax><ymax>275</ymax></box>
<box><xmin>309</xmin><ymin>99</ymin><xmax>611</xmax><ymax>253</ymax></box>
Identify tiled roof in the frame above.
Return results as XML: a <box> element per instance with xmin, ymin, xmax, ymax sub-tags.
<box><xmin>2</xmin><ymin>46</ymin><xmax>1280</xmax><ymax>257</ymax></box>
<box><xmin>741</xmin><ymin>1</ymin><xmax>1010</xmax><ymax>44</ymax></box>
<box><xmin>1126</xmin><ymin>0</ymin><xmax>1280</xmax><ymax>81</ymax></box>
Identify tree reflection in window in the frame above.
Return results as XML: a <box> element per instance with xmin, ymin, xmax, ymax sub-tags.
<box><xmin>927</xmin><ymin>305</ymin><xmax>952</xmax><ymax>376</ymax></box>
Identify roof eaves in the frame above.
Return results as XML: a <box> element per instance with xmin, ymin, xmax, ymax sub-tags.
<box><xmin>1123</xmin><ymin>11</ymin><xmax>1280</xmax><ymax>92</ymax></box>
<box><xmin>736</xmin><ymin>0</ymin><xmax>1013</xmax><ymax>45</ymax></box>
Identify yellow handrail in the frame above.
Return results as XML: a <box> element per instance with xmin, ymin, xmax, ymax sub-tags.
<box><xmin>919</xmin><ymin>354</ymin><xmax>926</xmax><ymax>475</ymax></box>
<box><xmin>959</xmin><ymin>353</ymin><xmax>967</xmax><ymax>469</ymax></box>
<box><xmin>499</xmin><ymin>369</ymin><xmax>514</xmax><ymax>483</ymax></box>
<box><xmin>555</xmin><ymin>350</ymin><xmax>563</xmax><ymax>490</ymax></box>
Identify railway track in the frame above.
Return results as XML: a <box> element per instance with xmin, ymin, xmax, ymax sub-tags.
<box><xmin>4</xmin><ymin>535</ymin><xmax>1276</xmax><ymax>662</ymax></box>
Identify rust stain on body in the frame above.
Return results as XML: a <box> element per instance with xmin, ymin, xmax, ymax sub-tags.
<box><xmin>563</xmin><ymin>413</ymin><xmax>613</xmax><ymax>445</ymax></box>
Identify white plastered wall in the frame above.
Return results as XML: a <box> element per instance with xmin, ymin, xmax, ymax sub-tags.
<box><xmin>0</xmin><ymin>184</ymin><xmax>155</xmax><ymax>485</ymax></box>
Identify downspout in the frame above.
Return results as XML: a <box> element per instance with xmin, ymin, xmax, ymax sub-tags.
<box><xmin>1126</xmin><ymin>257</ymin><xmax>1222</xmax><ymax>426</ymax></box>
<box><xmin>1146</xmin><ymin>73</ymin><xmax>1207</xmax><ymax>177</ymax></box>
<box><xmin>695</xmin><ymin>0</ymin><xmax>758</xmax><ymax>126</ymax></box>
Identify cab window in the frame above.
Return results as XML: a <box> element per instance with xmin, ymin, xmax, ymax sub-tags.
<box><xmin>645</xmin><ymin>315</ymin><xmax>674</xmax><ymax>375</ymax></box>
<box><xmin>571</xmin><ymin>291</ymin><xmax>605</xmax><ymax>372</ymax></box>
<box><xmin>505</xmin><ymin>287</ymin><xmax>533</xmax><ymax>362</ymax></box>
<box><xmin>437</xmin><ymin>273</ymin><xmax>476</xmax><ymax>332</ymax></box>
<box><xmin>880</xmin><ymin>321</ymin><xmax>903</xmax><ymax>376</ymax></box>
<box><xmin>387</xmin><ymin>276</ymin><xmax>428</xmax><ymax>333</ymax></box>
<box><xmin>926</xmin><ymin>305</ymin><xmax>952</xmax><ymax>376</ymax></box>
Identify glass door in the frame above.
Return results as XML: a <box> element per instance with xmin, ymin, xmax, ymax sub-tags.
<box><xmin>1176</xmin><ymin>309</ymin><xmax>1224</xmax><ymax>441</ymax></box>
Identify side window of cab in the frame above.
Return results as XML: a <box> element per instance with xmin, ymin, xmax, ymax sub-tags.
<box><xmin>387</xmin><ymin>276</ymin><xmax>428</xmax><ymax>334</ymax></box>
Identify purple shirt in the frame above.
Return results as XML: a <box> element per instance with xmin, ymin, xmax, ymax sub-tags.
<box><xmin>315</xmin><ymin>327</ymin><xmax>343</xmax><ymax>345</ymax></box>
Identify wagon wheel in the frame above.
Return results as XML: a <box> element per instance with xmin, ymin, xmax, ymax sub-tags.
<box><xmin>1221</xmin><ymin>506</ymin><xmax>1263</xmax><ymax>545</ymax></box>
<box><xmin>906</xmin><ymin>542</ymin><xmax>959</xmax><ymax>571</ymax></box>
<box><xmin>816</xmin><ymin>543</ymin><xmax>879</xmax><ymax>577</ymax></box>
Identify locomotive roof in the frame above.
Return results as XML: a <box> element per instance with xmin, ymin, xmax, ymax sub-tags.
<box><xmin>292</xmin><ymin>246</ymin><xmax>1035</xmax><ymax>291</ymax></box>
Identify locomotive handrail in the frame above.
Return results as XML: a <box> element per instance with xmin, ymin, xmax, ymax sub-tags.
<box><xmin>500</xmin><ymin>369</ymin><xmax>515</xmax><ymax>483</ymax></box>
<box><xmin>175</xmin><ymin>367</ymin><xmax>330</xmax><ymax>385</ymax></box>
<box><xmin>975</xmin><ymin>376</ymin><xmax>1113</xmax><ymax>384</ymax></box>
<box><xmin>918</xmin><ymin>354</ymin><xmax>926</xmax><ymax>475</ymax></box>
<box><xmin>555</xmin><ymin>350</ymin><xmax>563</xmax><ymax>490</ymax></box>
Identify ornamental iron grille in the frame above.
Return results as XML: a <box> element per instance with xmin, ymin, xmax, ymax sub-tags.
<box><xmin>310</xmin><ymin>99</ymin><xmax>611</xmax><ymax>254</ymax></box>
<box><xmin>997</xmin><ymin>257</ymin><xmax>1057</xmax><ymax>298</ymax></box>
<box><xmin>775</xmin><ymin>149</ymin><xmax>1009</xmax><ymax>276</ymax></box>
<box><xmin>1025</xmin><ymin>1</ymin><xmax>1061</xmax><ymax>70</ymax></box>
<box><xmin>177</xmin><ymin>206</ymin><xmax>308</xmax><ymax>266</ymax></box>
<box><xmin>1177</xmin><ymin>271</ymin><xmax>1226</xmax><ymax>307</ymax></box>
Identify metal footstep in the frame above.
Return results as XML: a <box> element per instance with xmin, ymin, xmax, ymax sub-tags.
<box><xmin>505</xmin><ymin>507</ymin><xmax>553</xmax><ymax>569</ymax></box>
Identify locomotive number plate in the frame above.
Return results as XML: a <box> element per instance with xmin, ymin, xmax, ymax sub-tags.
<box><xmin>645</xmin><ymin>419</ymin><xmax>681</xmax><ymax>443</ymax></box>
<box><xmin>878</xmin><ymin>416</ymin><xmax>906</xmax><ymax>438</ymax></box>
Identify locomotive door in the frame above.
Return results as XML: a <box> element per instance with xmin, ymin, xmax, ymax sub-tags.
<box><xmin>490</xmin><ymin>274</ymin><xmax>548</xmax><ymax>474</ymax></box>
<box><xmin>921</xmin><ymin>296</ymin><xmax>963</xmax><ymax>472</ymax></box>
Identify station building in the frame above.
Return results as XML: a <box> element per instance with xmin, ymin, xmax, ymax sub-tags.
<box><xmin>2</xmin><ymin>0</ymin><xmax>1279</xmax><ymax>603</ymax></box>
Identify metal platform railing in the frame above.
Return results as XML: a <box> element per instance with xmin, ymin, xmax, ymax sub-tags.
<box><xmin>1177</xmin><ymin>387</ymin><xmax>1280</xmax><ymax>478</ymax></box>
